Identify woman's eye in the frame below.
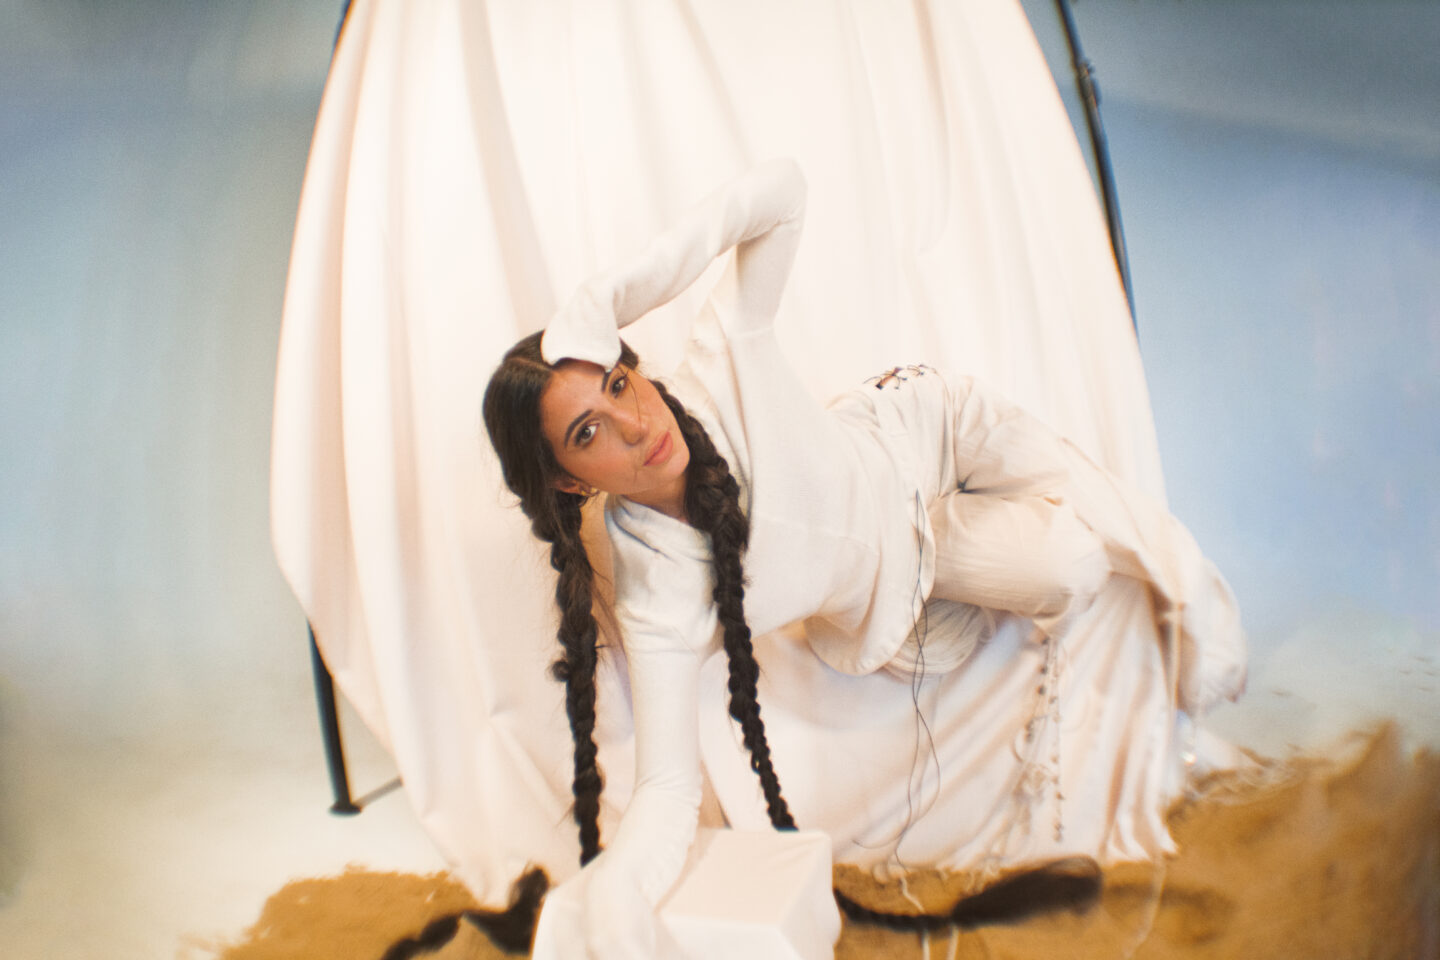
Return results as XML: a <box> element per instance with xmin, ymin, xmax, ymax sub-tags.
<box><xmin>611</xmin><ymin>374</ymin><xmax>628</xmax><ymax>396</ymax></box>
<box><xmin>576</xmin><ymin>423</ymin><xmax>597</xmax><ymax>446</ymax></box>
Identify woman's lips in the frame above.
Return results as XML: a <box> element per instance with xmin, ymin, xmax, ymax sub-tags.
<box><xmin>644</xmin><ymin>431</ymin><xmax>671</xmax><ymax>466</ymax></box>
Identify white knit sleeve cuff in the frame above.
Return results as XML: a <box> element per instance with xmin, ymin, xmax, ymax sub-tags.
<box><xmin>541</xmin><ymin>280</ymin><xmax>622</xmax><ymax>369</ymax></box>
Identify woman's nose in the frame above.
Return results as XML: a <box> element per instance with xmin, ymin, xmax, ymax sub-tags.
<box><xmin>616</xmin><ymin>400</ymin><xmax>646</xmax><ymax>444</ymax></box>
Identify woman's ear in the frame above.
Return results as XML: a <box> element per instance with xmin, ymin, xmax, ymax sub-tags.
<box><xmin>554</xmin><ymin>476</ymin><xmax>594</xmax><ymax>497</ymax></box>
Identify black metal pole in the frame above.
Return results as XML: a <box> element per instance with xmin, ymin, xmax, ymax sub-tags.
<box><xmin>1054</xmin><ymin>0</ymin><xmax>1135</xmax><ymax>325</ymax></box>
<box><xmin>335</xmin><ymin>0</ymin><xmax>353</xmax><ymax>48</ymax></box>
<box><xmin>296</xmin><ymin>0</ymin><xmax>365</xmax><ymax>821</ymax></box>
<box><xmin>310</xmin><ymin>623</ymin><xmax>361</xmax><ymax>815</ymax></box>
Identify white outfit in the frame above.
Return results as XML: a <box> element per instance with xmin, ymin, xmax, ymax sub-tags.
<box><xmin>541</xmin><ymin>162</ymin><xmax>1247</xmax><ymax>952</ymax></box>
<box><xmin>273</xmin><ymin>0</ymin><xmax>1201</xmax><ymax>916</ymax></box>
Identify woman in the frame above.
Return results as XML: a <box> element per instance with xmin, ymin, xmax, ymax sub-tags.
<box><xmin>482</xmin><ymin>160</ymin><xmax>1245</xmax><ymax>956</ymax></box>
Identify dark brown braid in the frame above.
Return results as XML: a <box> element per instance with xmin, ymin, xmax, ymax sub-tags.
<box><xmin>534</xmin><ymin>487</ymin><xmax>605</xmax><ymax>863</ymax></box>
<box><xmin>481</xmin><ymin>332</ymin><xmax>632</xmax><ymax>868</ymax></box>
<box><xmin>652</xmin><ymin>381</ymin><xmax>795</xmax><ymax>830</ymax></box>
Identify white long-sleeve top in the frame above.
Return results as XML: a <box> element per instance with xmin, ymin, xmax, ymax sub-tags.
<box><xmin>547</xmin><ymin>159</ymin><xmax>935</xmax><ymax>915</ymax></box>
<box><xmin>541</xmin><ymin>161</ymin><xmax>1246</xmax><ymax>938</ymax></box>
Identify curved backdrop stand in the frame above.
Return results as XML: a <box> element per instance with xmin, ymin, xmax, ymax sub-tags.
<box><xmin>1053</xmin><ymin>0</ymin><xmax>1133</xmax><ymax>319</ymax></box>
<box><xmin>272</xmin><ymin>0</ymin><xmax>1158</xmax><ymax>904</ymax></box>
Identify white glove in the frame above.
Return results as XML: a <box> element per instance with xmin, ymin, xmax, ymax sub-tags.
<box><xmin>583</xmin><ymin>858</ymin><xmax>660</xmax><ymax>960</ymax></box>
<box><xmin>540</xmin><ymin>159</ymin><xmax>806</xmax><ymax>372</ymax></box>
<box><xmin>542</xmin><ymin>278</ymin><xmax>623</xmax><ymax>370</ymax></box>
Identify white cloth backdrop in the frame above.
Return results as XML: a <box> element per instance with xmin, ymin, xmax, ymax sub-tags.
<box><xmin>271</xmin><ymin>0</ymin><xmax>1163</xmax><ymax>905</ymax></box>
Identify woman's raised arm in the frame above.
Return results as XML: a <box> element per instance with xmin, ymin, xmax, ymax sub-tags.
<box><xmin>542</xmin><ymin>159</ymin><xmax>807</xmax><ymax>369</ymax></box>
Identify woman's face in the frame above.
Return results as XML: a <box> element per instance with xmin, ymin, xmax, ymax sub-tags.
<box><xmin>539</xmin><ymin>360</ymin><xmax>690</xmax><ymax>518</ymax></box>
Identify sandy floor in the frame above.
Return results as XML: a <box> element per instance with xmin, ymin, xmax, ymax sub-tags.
<box><xmin>208</xmin><ymin>725</ymin><xmax>1439</xmax><ymax>960</ymax></box>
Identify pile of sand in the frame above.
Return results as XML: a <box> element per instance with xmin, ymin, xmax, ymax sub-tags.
<box><xmin>206</xmin><ymin>726</ymin><xmax>1438</xmax><ymax>960</ymax></box>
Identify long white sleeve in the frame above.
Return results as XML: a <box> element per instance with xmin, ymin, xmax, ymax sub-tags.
<box><xmin>542</xmin><ymin>159</ymin><xmax>806</xmax><ymax>368</ymax></box>
<box><xmin>579</xmin><ymin>499</ymin><xmax>718</xmax><ymax>959</ymax></box>
<box><xmin>579</xmin><ymin>635</ymin><xmax>707</xmax><ymax>960</ymax></box>
<box><xmin>547</xmin><ymin>163</ymin><xmax>809</xmax><ymax>959</ymax></box>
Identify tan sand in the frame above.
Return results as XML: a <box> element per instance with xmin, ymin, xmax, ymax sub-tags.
<box><xmin>207</xmin><ymin>725</ymin><xmax>1439</xmax><ymax>960</ymax></box>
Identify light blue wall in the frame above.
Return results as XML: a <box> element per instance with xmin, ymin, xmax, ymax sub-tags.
<box><xmin>1045</xmin><ymin>0</ymin><xmax>1440</xmax><ymax>750</ymax></box>
<box><xmin>1112</xmin><ymin>106</ymin><xmax>1438</xmax><ymax>635</ymax></box>
<box><xmin>0</xmin><ymin>0</ymin><xmax>339</xmax><ymax>756</ymax></box>
<box><xmin>0</xmin><ymin>0</ymin><xmax>344</xmax><ymax>900</ymax></box>
<box><xmin>1</xmin><ymin>1</ymin><xmax>1435</xmax><ymax>810</ymax></box>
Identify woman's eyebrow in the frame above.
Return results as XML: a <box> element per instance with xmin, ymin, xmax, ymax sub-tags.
<box><xmin>562</xmin><ymin>408</ymin><xmax>593</xmax><ymax>446</ymax></box>
<box><xmin>562</xmin><ymin>369</ymin><xmax>614</xmax><ymax>445</ymax></box>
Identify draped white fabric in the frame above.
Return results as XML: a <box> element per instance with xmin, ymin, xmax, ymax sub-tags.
<box><xmin>271</xmin><ymin>0</ymin><xmax>1172</xmax><ymax>905</ymax></box>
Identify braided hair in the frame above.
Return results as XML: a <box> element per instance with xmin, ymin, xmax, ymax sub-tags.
<box><xmin>652</xmin><ymin>379</ymin><xmax>794</xmax><ymax>829</ymax></box>
<box><xmin>481</xmin><ymin>332</ymin><xmax>792</xmax><ymax>852</ymax></box>
<box><xmin>382</xmin><ymin>333</ymin><xmax>1099</xmax><ymax>957</ymax></box>
<box><xmin>481</xmin><ymin>332</ymin><xmax>627</xmax><ymax>865</ymax></box>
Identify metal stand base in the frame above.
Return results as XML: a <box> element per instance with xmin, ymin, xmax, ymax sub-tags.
<box><xmin>309</xmin><ymin>623</ymin><xmax>361</xmax><ymax>815</ymax></box>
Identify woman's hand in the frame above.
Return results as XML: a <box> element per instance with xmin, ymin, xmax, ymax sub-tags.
<box><xmin>582</xmin><ymin>858</ymin><xmax>659</xmax><ymax>960</ymax></box>
<box><xmin>541</xmin><ymin>159</ymin><xmax>807</xmax><ymax>371</ymax></box>
<box><xmin>542</xmin><ymin>278</ymin><xmax>623</xmax><ymax>369</ymax></box>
